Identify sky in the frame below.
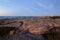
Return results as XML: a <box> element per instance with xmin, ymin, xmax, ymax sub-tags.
<box><xmin>0</xmin><ymin>0</ymin><xmax>60</xmax><ymax>16</ymax></box>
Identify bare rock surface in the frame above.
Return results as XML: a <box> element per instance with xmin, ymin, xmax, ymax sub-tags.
<box><xmin>0</xmin><ymin>17</ymin><xmax>60</xmax><ymax>40</ymax></box>
<box><xmin>21</xmin><ymin>18</ymin><xmax>54</xmax><ymax>35</ymax></box>
<box><xmin>0</xmin><ymin>17</ymin><xmax>60</xmax><ymax>35</ymax></box>
<box><xmin>55</xmin><ymin>19</ymin><xmax>60</xmax><ymax>27</ymax></box>
<box><xmin>0</xmin><ymin>31</ymin><xmax>47</xmax><ymax>40</ymax></box>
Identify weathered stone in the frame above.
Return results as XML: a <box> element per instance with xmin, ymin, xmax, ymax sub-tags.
<box><xmin>0</xmin><ymin>17</ymin><xmax>60</xmax><ymax>37</ymax></box>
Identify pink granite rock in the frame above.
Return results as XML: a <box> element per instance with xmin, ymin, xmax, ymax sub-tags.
<box><xmin>22</xmin><ymin>18</ymin><xmax>54</xmax><ymax>35</ymax></box>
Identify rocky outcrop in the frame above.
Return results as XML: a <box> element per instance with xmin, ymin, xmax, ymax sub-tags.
<box><xmin>21</xmin><ymin>18</ymin><xmax>54</xmax><ymax>35</ymax></box>
<box><xmin>0</xmin><ymin>21</ymin><xmax>23</xmax><ymax>36</ymax></box>
<box><xmin>0</xmin><ymin>17</ymin><xmax>60</xmax><ymax>36</ymax></box>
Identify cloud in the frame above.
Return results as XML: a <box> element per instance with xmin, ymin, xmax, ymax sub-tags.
<box><xmin>36</xmin><ymin>1</ymin><xmax>54</xmax><ymax>10</ymax></box>
<box><xmin>0</xmin><ymin>5</ymin><xmax>11</xmax><ymax>16</ymax></box>
<box><xmin>0</xmin><ymin>13</ymin><xmax>8</xmax><ymax>16</ymax></box>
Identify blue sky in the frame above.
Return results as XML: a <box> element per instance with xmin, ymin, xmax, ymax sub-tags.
<box><xmin>0</xmin><ymin>0</ymin><xmax>60</xmax><ymax>16</ymax></box>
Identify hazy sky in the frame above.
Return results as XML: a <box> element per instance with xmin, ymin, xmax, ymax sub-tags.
<box><xmin>0</xmin><ymin>0</ymin><xmax>60</xmax><ymax>16</ymax></box>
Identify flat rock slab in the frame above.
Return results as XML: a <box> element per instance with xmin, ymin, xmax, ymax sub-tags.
<box><xmin>0</xmin><ymin>31</ymin><xmax>47</xmax><ymax>40</ymax></box>
<box><xmin>0</xmin><ymin>17</ymin><xmax>60</xmax><ymax>36</ymax></box>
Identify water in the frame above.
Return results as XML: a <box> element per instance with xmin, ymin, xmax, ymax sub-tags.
<box><xmin>0</xmin><ymin>16</ymin><xmax>43</xmax><ymax>20</ymax></box>
<box><xmin>0</xmin><ymin>16</ymin><xmax>27</xmax><ymax>20</ymax></box>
